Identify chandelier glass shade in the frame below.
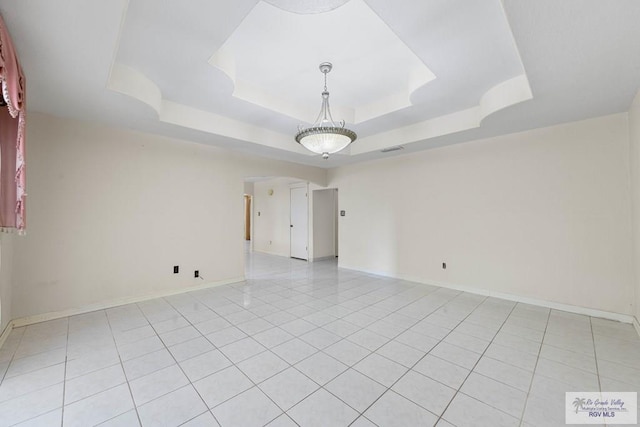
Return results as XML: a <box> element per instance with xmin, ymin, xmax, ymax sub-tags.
<box><xmin>295</xmin><ymin>62</ymin><xmax>356</xmax><ymax>159</ymax></box>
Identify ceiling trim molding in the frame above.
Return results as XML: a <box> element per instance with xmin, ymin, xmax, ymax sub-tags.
<box><xmin>209</xmin><ymin>48</ymin><xmax>322</xmax><ymax>123</ymax></box>
<box><xmin>479</xmin><ymin>74</ymin><xmax>533</xmax><ymax>122</ymax></box>
<box><xmin>108</xmin><ymin>63</ymin><xmax>162</xmax><ymax>116</ymax></box>
<box><xmin>108</xmin><ymin>62</ymin><xmax>531</xmax><ymax>157</ymax></box>
<box><xmin>107</xmin><ymin>63</ymin><xmax>311</xmax><ymax>155</ymax></box>
<box><xmin>352</xmin><ymin>74</ymin><xmax>533</xmax><ymax>154</ymax></box>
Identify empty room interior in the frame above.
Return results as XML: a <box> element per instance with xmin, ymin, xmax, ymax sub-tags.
<box><xmin>0</xmin><ymin>1</ymin><xmax>639</xmax><ymax>426</ymax></box>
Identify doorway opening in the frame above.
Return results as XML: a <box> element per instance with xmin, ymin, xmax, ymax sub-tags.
<box><xmin>246</xmin><ymin>177</ymin><xmax>339</xmax><ymax>263</ymax></box>
<box><xmin>290</xmin><ymin>185</ymin><xmax>308</xmax><ymax>260</ymax></box>
<box><xmin>311</xmin><ymin>188</ymin><xmax>339</xmax><ymax>261</ymax></box>
<box><xmin>244</xmin><ymin>194</ymin><xmax>252</xmax><ymax>241</ymax></box>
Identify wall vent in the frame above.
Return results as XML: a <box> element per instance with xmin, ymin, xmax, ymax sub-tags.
<box><xmin>381</xmin><ymin>145</ymin><xmax>404</xmax><ymax>153</ymax></box>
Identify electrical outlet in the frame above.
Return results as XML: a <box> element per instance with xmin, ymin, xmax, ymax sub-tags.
<box><xmin>194</xmin><ymin>270</ymin><xmax>199</xmax><ymax>278</ymax></box>
<box><xmin>173</xmin><ymin>265</ymin><xmax>179</xmax><ymax>274</ymax></box>
<box><xmin>442</xmin><ymin>262</ymin><xmax>447</xmax><ymax>269</ymax></box>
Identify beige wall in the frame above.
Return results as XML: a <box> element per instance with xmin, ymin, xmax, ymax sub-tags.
<box><xmin>243</xmin><ymin>181</ymin><xmax>254</xmax><ymax>196</ymax></box>
<box><xmin>7</xmin><ymin>110</ymin><xmax>640</xmax><ymax>324</ymax></box>
<box><xmin>11</xmin><ymin>113</ymin><xmax>326</xmax><ymax>320</ymax></box>
<box><xmin>0</xmin><ymin>234</ymin><xmax>13</xmax><ymax>332</ymax></box>
<box><xmin>329</xmin><ymin>114</ymin><xmax>634</xmax><ymax>316</ymax></box>
<box><xmin>253</xmin><ymin>178</ymin><xmax>298</xmax><ymax>257</ymax></box>
<box><xmin>629</xmin><ymin>92</ymin><xmax>640</xmax><ymax>324</ymax></box>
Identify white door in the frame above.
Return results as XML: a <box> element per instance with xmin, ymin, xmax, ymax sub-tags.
<box><xmin>290</xmin><ymin>187</ymin><xmax>308</xmax><ymax>260</ymax></box>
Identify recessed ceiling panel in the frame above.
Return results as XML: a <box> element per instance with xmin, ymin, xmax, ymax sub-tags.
<box><xmin>210</xmin><ymin>0</ymin><xmax>436</xmax><ymax>124</ymax></box>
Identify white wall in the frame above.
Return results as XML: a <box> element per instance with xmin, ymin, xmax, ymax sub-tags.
<box><xmin>329</xmin><ymin>114</ymin><xmax>634</xmax><ymax>316</ymax></box>
<box><xmin>11</xmin><ymin>113</ymin><xmax>326</xmax><ymax>320</ymax></box>
<box><xmin>9</xmin><ymin>110</ymin><xmax>640</xmax><ymax>324</ymax></box>
<box><xmin>629</xmin><ymin>92</ymin><xmax>640</xmax><ymax>325</ymax></box>
<box><xmin>0</xmin><ymin>234</ymin><xmax>13</xmax><ymax>332</ymax></box>
<box><xmin>312</xmin><ymin>189</ymin><xmax>337</xmax><ymax>260</ymax></box>
<box><xmin>243</xmin><ymin>182</ymin><xmax>254</xmax><ymax>196</ymax></box>
<box><xmin>252</xmin><ymin>178</ymin><xmax>303</xmax><ymax>257</ymax></box>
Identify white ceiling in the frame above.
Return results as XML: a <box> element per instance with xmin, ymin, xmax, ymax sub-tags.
<box><xmin>1</xmin><ymin>0</ymin><xmax>639</xmax><ymax>168</ymax></box>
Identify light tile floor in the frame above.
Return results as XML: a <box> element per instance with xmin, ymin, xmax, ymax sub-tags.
<box><xmin>0</xmin><ymin>249</ymin><xmax>639</xmax><ymax>426</ymax></box>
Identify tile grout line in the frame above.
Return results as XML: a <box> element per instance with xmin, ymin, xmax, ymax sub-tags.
<box><xmin>2</xmin><ymin>321</ymin><xmax>68</xmax><ymax>426</ymax></box>
<box><xmin>266</xmin><ymin>280</ymin><xmax>448</xmax><ymax>422</ymax></box>
<box><xmin>59</xmin><ymin>317</ymin><xmax>70</xmax><ymax>427</ymax></box>
<box><xmin>208</xmin><ymin>271</ymin><xmax>409</xmax><ymax>419</ymax></box>
<box><xmin>517</xmin><ymin>307</ymin><xmax>552</xmax><ymax>427</ymax></box>
<box><xmin>8</xmin><ymin>255</ymin><xmax>633</xmax><ymax>427</ymax></box>
<box><xmin>261</xmin><ymin>301</ymin><xmax>403</xmax><ymax>422</ymax></box>
<box><xmin>8</xmin><ymin>264</ymin><xmax>456</xmax><ymax>424</ymax></box>
<box><xmin>161</xmin><ymin>294</ymin><xmax>321</xmax><ymax>426</ymax></box>
<box><xmin>589</xmin><ymin>316</ymin><xmax>603</xmax><ymax>395</ymax></box>
<box><xmin>250</xmin><ymin>273</ymin><xmax>512</xmax><ymax>425</ymax></box>
<box><xmin>171</xmin><ymin>260</ymin><xmax>624</xmax><ymax>426</ymax></box>
<box><xmin>104</xmin><ymin>308</ymin><xmax>145</xmax><ymax>427</ymax></box>
<box><xmin>0</xmin><ymin>325</ymin><xmax>25</xmax><ymax>385</ymax></box>
<box><xmin>134</xmin><ymin>299</ymin><xmax>225</xmax><ymax>427</ymax></box>
<box><xmin>177</xmin><ymin>262</ymin><xmax>450</xmax><ymax>425</ymax></box>
<box><xmin>433</xmin><ymin>300</ymin><xmax>520</xmax><ymax>426</ymax></box>
<box><xmin>345</xmin><ymin>293</ymin><xmax>495</xmax><ymax>426</ymax></box>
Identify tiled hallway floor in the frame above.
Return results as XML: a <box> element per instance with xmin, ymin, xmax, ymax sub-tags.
<box><xmin>0</xmin><ymin>250</ymin><xmax>639</xmax><ymax>426</ymax></box>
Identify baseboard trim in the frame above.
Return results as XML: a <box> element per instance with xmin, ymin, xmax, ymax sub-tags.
<box><xmin>5</xmin><ymin>268</ymin><xmax>639</xmax><ymax>338</ymax></box>
<box><xmin>310</xmin><ymin>256</ymin><xmax>336</xmax><ymax>262</ymax></box>
<box><xmin>429</xmin><ymin>279</ymin><xmax>635</xmax><ymax>324</ymax></box>
<box><xmin>252</xmin><ymin>249</ymin><xmax>290</xmax><ymax>258</ymax></box>
<box><xmin>340</xmin><ymin>264</ymin><xmax>635</xmax><ymax>325</ymax></box>
<box><xmin>0</xmin><ymin>320</ymin><xmax>15</xmax><ymax>350</ymax></box>
<box><xmin>11</xmin><ymin>276</ymin><xmax>245</xmax><ymax>328</ymax></box>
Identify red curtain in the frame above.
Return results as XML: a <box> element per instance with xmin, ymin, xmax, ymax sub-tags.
<box><xmin>0</xmin><ymin>13</ymin><xmax>25</xmax><ymax>233</ymax></box>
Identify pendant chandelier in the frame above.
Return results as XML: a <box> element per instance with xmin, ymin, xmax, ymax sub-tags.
<box><xmin>295</xmin><ymin>62</ymin><xmax>356</xmax><ymax>159</ymax></box>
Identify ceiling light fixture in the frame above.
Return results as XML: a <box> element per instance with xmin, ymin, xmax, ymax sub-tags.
<box><xmin>295</xmin><ymin>62</ymin><xmax>356</xmax><ymax>159</ymax></box>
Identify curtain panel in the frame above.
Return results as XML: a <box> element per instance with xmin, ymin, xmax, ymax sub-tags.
<box><xmin>0</xmin><ymin>13</ymin><xmax>25</xmax><ymax>233</ymax></box>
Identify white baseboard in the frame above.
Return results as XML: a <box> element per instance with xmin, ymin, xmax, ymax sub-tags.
<box><xmin>340</xmin><ymin>264</ymin><xmax>635</xmax><ymax>325</ymax></box>
<box><xmin>252</xmin><ymin>249</ymin><xmax>291</xmax><ymax>258</ymax></box>
<box><xmin>5</xmin><ymin>266</ymin><xmax>639</xmax><ymax>340</ymax></box>
<box><xmin>310</xmin><ymin>256</ymin><xmax>336</xmax><ymax>262</ymax></box>
<box><xmin>430</xmin><ymin>279</ymin><xmax>635</xmax><ymax>324</ymax></box>
<box><xmin>0</xmin><ymin>320</ymin><xmax>15</xmax><ymax>350</ymax></box>
<box><xmin>11</xmin><ymin>276</ymin><xmax>245</xmax><ymax>329</ymax></box>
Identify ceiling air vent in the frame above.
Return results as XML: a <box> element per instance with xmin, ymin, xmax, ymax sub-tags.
<box><xmin>381</xmin><ymin>145</ymin><xmax>404</xmax><ymax>153</ymax></box>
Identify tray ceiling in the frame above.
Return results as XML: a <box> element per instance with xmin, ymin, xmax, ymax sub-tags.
<box><xmin>1</xmin><ymin>0</ymin><xmax>639</xmax><ymax>167</ymax></box>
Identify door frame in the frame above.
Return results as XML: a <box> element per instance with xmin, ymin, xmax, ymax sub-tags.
<box><xmin>289</xmin><ymin>182</ymin><xmax>309</xmax><ymax>260</ymax></box>
<box><xmin>243</xmin><ymin>194</ymin><xmax>251</xmax><ymax>241</ymax></box>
